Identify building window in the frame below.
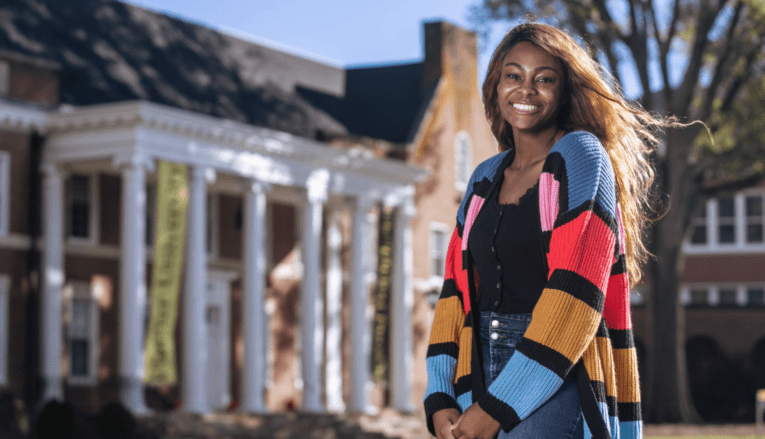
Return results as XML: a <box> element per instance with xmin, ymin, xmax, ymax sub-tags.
<box><xmin>67</xmin><ymin>174</ymin><xmax>98</xmax><ymax>243</ymax></box>
<box><xmin>66</xmin><ymin>281</ymin><xmax>99</xmax><ymax>385</ymax></box>
<box><xmin>0</xmin><ymin>275</ymin><xmax>9</xmax><ymax>385</ymax></box>
<box><xmin>717</xmin><ymin>197</ymin><xmax>735</xmax><ymax>244</ymax></box>
<box><xmin>430</xmin><ymin>223</ymin><xmax>449</xmax><ymax>280</ymax></box>
<box><xmin>0</xmin><ymin>151</ymin><xmax>9</xmax><ymax>237</ymax></box>
<box><xmin>454</xmin><ymin>131</ymin><xmax>472</xmax><ymax>192</ymax></box>
<box><xmin>748</xmin><ymin>288</ymin><xmax>765</xmax><ymax>307</ymax></box>
<box><xmin>685</xmin><ymin>190</ymin><xmax>765</xmax><ymax>253</ymax></box>
<box><xmin>718</xmin><ymin>288</ymin><xmax>737</xmax><ymax>307</ymax></box>
<box><xmin>689</xmin><ymin>288</ymin><xmax>709</xmax><ymax>307</ymax></box>
<box><xmin>746</xmin><ymin>195</ymin><xmax>764</xmax><ymax>244</ymax></box>
<box><xmin>689</xmin><ymin>204</ymin><xmax>707</xmax><ymax>244</ymax></box>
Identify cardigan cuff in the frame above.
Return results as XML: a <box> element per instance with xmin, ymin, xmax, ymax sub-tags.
<box><xmin>424</xmin><ymin>392</ymin><xmax>462</xmax><ymax>436</ymax></box>
<box><xmin>476</xmin><ymin>392</ymin><xmax>522</xmax><ymax>433</ymax></box>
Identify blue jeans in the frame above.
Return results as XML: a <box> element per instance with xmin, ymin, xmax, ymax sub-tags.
<box><xmin>479</xmin><ymin>311</ymin><xmax>584</xmax><ymax>439</ymax></box>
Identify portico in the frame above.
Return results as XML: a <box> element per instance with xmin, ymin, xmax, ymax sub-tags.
<box><xmin>1</xmin><ymin>99</ymin><xmax>426</xmax><ymax>414</ymax></box>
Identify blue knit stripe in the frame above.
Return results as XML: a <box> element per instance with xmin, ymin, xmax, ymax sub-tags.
<box><xmin>486</xmin><ymin>351</ymin><xmax>563</xmax><ymax>419</ymax></box>
<box><xmin>598</xmin><ymin>401</ymin><xmax>611</xmax><ymax>436</ymax></box>
<box><xmin>619</xmin><ymin>421</ymin><xmax>642</xmax><ymax>439</ymax></box>
<box><xmin>457</xmin><ymin>150</ymin><xmax>510</xmax><ymax>226</ymax></box>
<box><xmin>550</xmin><ymin>131</ymin><xmax>616</xmax><ymax>218</ymax></box>
<box><xmin>425</xmin><ymin>355</ymin><xmax>457</xmax><ymax>400</ymax></box>
<box><xmin>583</xmin><ymin>416</ymin><xmax>592</xmax><ymax>439</ymax></box>
<box><xmin>457</xmin><ymin>391</ymin><xmax>472</xmax><ymax>412</ymax></box>
<box><xmin>610</xmin><ymin>416</ymin><xmax>620</xmax><ymax>439</ymax></box>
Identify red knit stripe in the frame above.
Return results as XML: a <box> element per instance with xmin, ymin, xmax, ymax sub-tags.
<box><xmin>547</xmin><ymin>211</ymin><xmax>615</xmax><ymax>293</ymax></box>
<box><xmin>444</xmin><ymin>227</ymin><xmax>470</xmax><ymax>314</ymax></box>
<box><xmin>604</xmin><ymin>273</ymin><xmax>631</xmax><ymax>330</ymax></box>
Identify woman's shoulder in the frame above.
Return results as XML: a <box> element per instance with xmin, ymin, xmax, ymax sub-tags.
<box><xmin>550</xmin><ymin>131</ymin><xmax>606</xmax><ymax>158</ymax></box>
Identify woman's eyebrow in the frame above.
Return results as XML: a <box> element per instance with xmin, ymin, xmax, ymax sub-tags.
<box><xmin>503</xmin><ymin>62</ymin><xmax>558</xmax><ymax>73</ymax></box>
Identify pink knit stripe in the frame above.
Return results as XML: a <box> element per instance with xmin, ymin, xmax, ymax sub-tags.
<box><xmin>462</xmin><ymin>196</ymin><xmax>485</xmax><ymax>251</ymax></box>
<box><xmin>539</xmin><ymin>172</ymin><xmax>559</xmax><ymax>232</ymax></box>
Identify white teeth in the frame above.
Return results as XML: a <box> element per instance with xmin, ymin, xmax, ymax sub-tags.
<box><xmin>513</xmin><ymin>103</ymin><xmax>538</xmax><ymax>112</ymax></box>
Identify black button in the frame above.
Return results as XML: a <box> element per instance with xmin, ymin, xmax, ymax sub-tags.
<box><xmin>497</xmin><ymin>265</ymin><xmax>501</xmax><ymax>270</ymax></box>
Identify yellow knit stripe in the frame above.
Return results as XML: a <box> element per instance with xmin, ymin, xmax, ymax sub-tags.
<box><xmin>582</xmin><ymin>342</ymin><xmax>604</xmax><ymax>384</ymax></box>
<box><xmin>525</xmin><ymin>288</ymin><xmax>601</xmax><ymax>362</ymax></box>
<box><xmin>428</xmin><ymin>296</ymin><xmax>465</xmax><ymax>345</ymax></box>
<box><xmin>597</xmin><ymin>336</ymin><xmax>617</xmax><ymax>398</ymax></box>
<box><xmin>455</xmin><ymin>326</ymin><xmax>473</xmax><ymax>382</ymax></box>
<box><xmin>614</xmin><ymin>348</ymin><xmax>641</xmax><ymax>403</ymax></box>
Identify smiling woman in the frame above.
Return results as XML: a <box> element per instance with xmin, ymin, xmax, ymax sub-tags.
<box><xmin>424</xmin><ymin>23</ymin><xmax>678</xmax><ymax>439</ymax></box>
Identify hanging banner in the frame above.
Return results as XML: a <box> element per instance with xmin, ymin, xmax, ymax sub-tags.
<box><xmin>145</xmin><ymin>161</ymin><xmax>188</xmax><ymax>386</ymax></box>
<box><xmin>372</xmin><ymin>205</ymin><xmax>394</xmax><ymax>385</ymax></box>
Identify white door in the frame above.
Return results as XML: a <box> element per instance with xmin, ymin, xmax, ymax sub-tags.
<box><xmin>206</xmin><ymin>271</ymin><xmax>235</xmax><ymax>410</ymax></box>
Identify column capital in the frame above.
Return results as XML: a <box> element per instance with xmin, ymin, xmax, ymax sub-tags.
<box><xmin>243</xmin><ymin>180</ymin><xmax>271</xmax><ymax>195</ymax></box>
<box><xmin>306</xmin><ymin>169</ymin><xmax>329</xmax><ymax>204</ymax></box>
<box><xmin>191</xmin><ymin>165</ymin><xmax>216</xmax><ymax>184</ymax></box>
<box><xmin>112</xmin><ymin>153</ymin><xmax>155</xmax><ymax>172</ymax></box>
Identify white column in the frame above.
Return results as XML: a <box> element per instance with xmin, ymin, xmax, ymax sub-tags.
<box><xmin>390</xmin><ymin>199</ymin><xmax>416</xmax><ymax>412</ymax></box>
<box><xmin>349</xmin><ymin>196</ymin><xmax>377</xmax><ymax>414</ymax></box>
<box><xmin>300</xmin><ymin>172</ymin><xmax>327</xmax><ymax>412</ymax></box>
<box><xmin>241</xmin><ymin>180</ymin><xmax>270</xmax><ymax>413</ymax></box>
<box><xmin>41</xmin><ymin>163</ymin><xmax>64</xmax><ymax>402</ymax></box>
<box><xmin>735</xmin><ymin>192</ymin><xmax>746</xmax><ymax>246</ymax></box>
<box><xmin>117</xmin><ymin>155</ymin><xmax>152</xmax><ymax>413</ymax></box>
<box><xmin>182</xmin><ymin>166</ymin><xmax>215</xmax><ymax>413</ymax></box>
<box><xmin>324</xmin><ymin>208</ymin><xmax>345</xmax><ymax>412</ymax></box>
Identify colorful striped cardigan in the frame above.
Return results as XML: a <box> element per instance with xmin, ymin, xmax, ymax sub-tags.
<box><xmin>424</xmin><ymin>131</ymin><xmax>642</xmax><ymax>439</ymax></box>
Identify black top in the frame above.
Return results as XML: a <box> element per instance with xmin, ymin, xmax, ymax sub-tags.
<box><xmin>468</xmin><ymin>167</ymin><xmax>547</xmax><ymax>313</ymax></box>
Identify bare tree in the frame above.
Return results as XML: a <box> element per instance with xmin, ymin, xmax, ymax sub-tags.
<box><xmin>472</xmin><ymin>0</ymin><xmax>765</xmax><ymax>423</ymax></box>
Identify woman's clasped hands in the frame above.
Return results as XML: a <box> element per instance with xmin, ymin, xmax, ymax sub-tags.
<box><xmin>434</xmin><ymin>404</ymin><xmax>501</xmax><ymax>439</ymax></box>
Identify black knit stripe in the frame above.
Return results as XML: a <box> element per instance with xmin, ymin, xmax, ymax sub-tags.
<box><xmin>426</xmin><ymin>342</ymin><xmax>459</xmax><ymax>360</ymax></box>
<box><xmin>606</xmin><ymin>395</ymin><xmax>618</xmax><ymax>417</ymax></box>
<box><xmin>546</xmin><ymin>269</ymin><xmax>605</xmax><ymax>312</ymax></box>
<box><xmin>476</xmin><ymin>393</ymin><xmax>522</xmax><ymax>433</ymax></box>
<box><xmin>516</xmin><ymin>338</ymin><xmax>573</xmax><ymax>379</ymax></box>
<box><xmin>553</xmin><ymin>201</ymin><xmax>619</xmax><ymax>237</ymax></box>
<box><xmin>609</xmin><ymin>329</ymin><xmax>635</xmax><ymax>349</ymax></box>
<box><xmin>454</xmin><ymin>374</ymin><xmax>471</xmax><ymax>397</ymax></box>
<box><xmin>464</xmin><ymin>309</ymin><xmax>474</xmax><ymax>328</ymax></box>
<box><xmin>610</xmin><ymin>254</ymin><xmax>627</xmax><ymax>276</ymax></box>
<box><xmin>437</xmin><ymin>279</ymin><xmax>463</xmax><ymax>301</ymax></box>
<box><xmin>590</xmin><ymin>379</ymin><xmax>607</xmax><ymax>403</ymax></box>
<box><xmin>617</xmin><ymin>402</ymin><xmax>643</xmax><ymax>422</ymax></box>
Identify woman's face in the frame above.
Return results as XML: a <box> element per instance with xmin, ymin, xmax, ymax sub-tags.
<box><xmin>496</xmin><ymin>41</ymin><xmax>564</xmax><ymax>136</ymax></box>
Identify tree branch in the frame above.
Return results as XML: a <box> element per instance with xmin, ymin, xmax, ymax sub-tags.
<box><xmin>675</xmin><ymin>0</ymin><xmax>727</xmax><ymax>115</ymax></box>
<box><xmin>700</xmin><ymin>0</ymin><xmax>745</xmax><ymax>120</ymax></box>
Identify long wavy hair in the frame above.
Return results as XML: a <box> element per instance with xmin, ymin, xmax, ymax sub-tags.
<box><xmin>483</xmin><ymin>23</ymin><xmax>662</xmax><ymax>285</ymax></box>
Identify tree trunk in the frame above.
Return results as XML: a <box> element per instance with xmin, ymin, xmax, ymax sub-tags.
<box><xmin>645</xmin><ymin>128</ymin><xmax>703</xmax><ymax>423</ymax></box>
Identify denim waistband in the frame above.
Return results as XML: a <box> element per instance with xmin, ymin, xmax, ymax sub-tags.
<box><xmin>478</xmin><ymin>311</ymin><xmax>532</xmax><ymax>334</ymax></box>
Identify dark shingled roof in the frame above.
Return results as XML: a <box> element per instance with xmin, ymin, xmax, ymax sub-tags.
<box><xmin>0</xmin><ymin>0</ymin><xmax>348</xmax><ymax>139</ymax></box>
<box><xmin>298</xmin><ymin>62</ymin><xmax>426</xmax><ymax>144</ymax></box>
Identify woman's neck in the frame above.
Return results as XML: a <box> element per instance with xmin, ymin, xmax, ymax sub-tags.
<box><xmin>511</xmin><ymin>127</ymin><xmax>563</xmax><ymax>170</ymax></box>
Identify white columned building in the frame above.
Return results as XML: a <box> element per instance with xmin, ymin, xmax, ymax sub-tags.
<box><xmin>241</xmin><ymin>180</ymin><xmax>270</xmax><ymax>413</ymax></box>
<box><xmin>300</xmin><ymin>170</ymin><xmax>328</xmax><ymax>412</ymax></box>
<box><xmin>116</xmin><ymin>153</ymin><xmax>153</xmax><ymax>413</ymax></box>
<box><xmin>390</xmin><ymin>198</ymin><xmax>416</xmax><ymax>412</ymax></box>
<box><xmin>348</xmin><ymin>196</ymin><xmax>377</xmax><ymax>414</ymax></box>
<box><xmin>182</xmin><ymin>165</ymin><xmax>215</xmax><ymax>413</ymax></box>
<box><xmin>1</xmin><ymin>99</ymin><xmax>428</xmax><ymax>415</ymax></box>
<box><xmin>41</xmin><ymin>162</ymin><xmax>65</xmax><ymax>403</ymax></box>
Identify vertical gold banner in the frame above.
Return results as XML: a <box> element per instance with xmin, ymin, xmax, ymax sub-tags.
<box><xmin>145</xmin><ymin>161</ymin><xmax>188</xmax><ymax>386</ymax></box>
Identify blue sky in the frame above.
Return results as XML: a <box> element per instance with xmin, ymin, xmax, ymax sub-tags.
<box><xmin>121</xmin><ymin>0</ymin><xmax>511</xmax><ymax>84</ymax></box>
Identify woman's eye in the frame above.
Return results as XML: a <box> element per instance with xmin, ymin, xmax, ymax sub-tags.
<box><xmin>537</xmin><ymin>77</ymin><xmax>554</xmax><ymax>83</ymax></box>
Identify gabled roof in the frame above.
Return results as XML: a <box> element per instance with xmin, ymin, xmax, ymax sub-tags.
<box><xmin>0</xmin><ymin>0</ymin><xmax>347</xmax><ymax>139</ymax></box>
